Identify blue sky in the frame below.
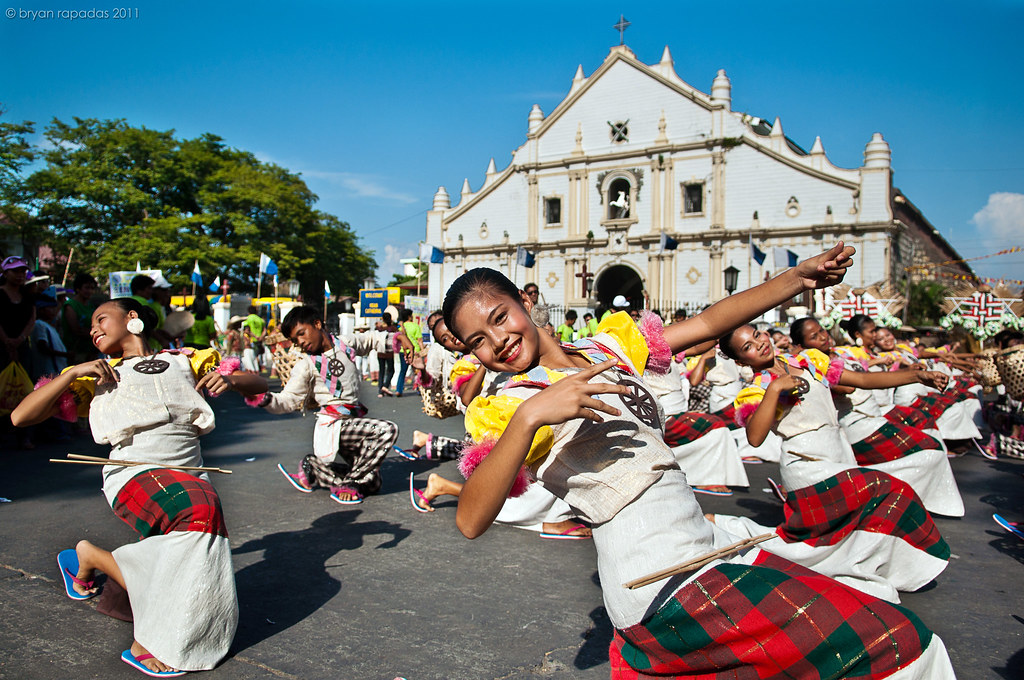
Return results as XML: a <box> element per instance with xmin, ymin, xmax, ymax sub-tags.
<box><xmin>3</xmin><ymin>0</ymin><xmax>1022</xmax><ymax>285</ymax></box>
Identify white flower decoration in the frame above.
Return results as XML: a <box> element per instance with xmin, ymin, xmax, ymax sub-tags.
<box><xmin>126</xmin><ymin>318</ymin><xmax>145</xmax><ymax>335</ymax></box>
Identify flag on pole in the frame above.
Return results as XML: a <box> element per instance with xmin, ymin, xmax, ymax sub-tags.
<box><xmin>258</xmin><ymin>253</ymin><xmax>278</xmax><ymax>276</ymax></box>
<box><xmin>324</xmin><ymin>280</ymin><xmax>331</xmax><ymax>298</ymax></box>
<box><xmin>136</xmin><ymin>261</ymin><xmax>142</xmax><ymax>272</ymax></box>
<box><xmin>191</xmin><ymin>260</ymin><xmax>203</xmax><ymax>285</ymax></box>
<box><xmin>751</xmin><ymin>242</ymin><xmax>767</xmax><ymax>266</ymax></box>
<box><xmin>273</xmin><ymin>273</ymin><xmax>278</xmax><ymax>287</ymax></box>
<box><xmin>772</xmin><ymin>247</ymin><xmax>799</xmax><ymax>269</ymax></box>
<box><xmin>419</xmin><ymin>243</ymin><xmax>445</xmax><ymax>264</ymax></box>
<box><xmin>209</xmin><ymin>275</ymin><xmax>221</xmax><ymax>292</ymax></box>
<box><xmin>516</xmin><ymin>246</ymin><xmax>536</xmax><ymax>268</ymax></box>
<box><xmin>659</xmin><ymin>232</ymin><xmax>679</xmax><ymax>252</ymax></box>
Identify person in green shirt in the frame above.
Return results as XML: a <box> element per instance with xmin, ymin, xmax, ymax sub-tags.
<box><xmin>396</xmin><ymin>308</ymin><xmax>422</xmax><ymax>396</ymax></box>
<box><xmin>243</xmin><ymin>305</ymin><xmax>267</xmax><ymax>371</ymax></box>
<box><xmin>578</xmin><ymin>312</ymin><xmax>599</xmax><ymax>339</ymax></box>
<box><xmin>555</xmin><ymin>310</ymin><xmax>577</xmax><ymax>342</ymax></box>
<box><xmin>185</xmin><ymin>295</ymin><xmax>220</xmax><ymax>349</ymax></box>
<box><xmin>601</xmin><ymin>294</ymin><xmax>630</xmax><ymax>322</ymax></box>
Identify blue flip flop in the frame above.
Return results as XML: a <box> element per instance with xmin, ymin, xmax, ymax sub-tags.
<box><xmin>120</xmin><ymin>649</ymin><xmax>186</xmax><ymax>677</ymax></box>
<box><xmin>277</xmin><ymin>463</ymin><xmax>313</xmax><ymax>493</ymax></box>
<box><xmin>393</xmin><ymin>445</ymin><xmax>419</xmax><ymax>460</ymax></box>
<box><xmin>993</xmin><ymin>514</ymin><xmax>1024</xmax><ymax>540</ymax></box>
<box><xmin>57</xmin><ymin>549</ymin><xmax>97</xmax><ymax>600</ymax></box>
<box><xmin>693</xmin><ymin>487</ymin><xmax>733</xmax><ymax>497</ymax></box>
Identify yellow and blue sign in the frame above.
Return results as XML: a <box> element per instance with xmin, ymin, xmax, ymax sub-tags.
<box><xmin>360</xmin><ymin>288</ymin><xmax>388</xmax><ymax>317</ymax></box>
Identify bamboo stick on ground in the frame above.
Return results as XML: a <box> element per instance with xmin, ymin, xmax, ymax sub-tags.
<box><xmin>624</xmin><ymin>533</ymin><xmax>775</xmax><ymax>590</ymax></box>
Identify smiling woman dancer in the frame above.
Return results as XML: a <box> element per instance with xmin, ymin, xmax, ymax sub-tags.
<box><xmin>443</xmin><ymin>243</ymin><xmax>955</xmax><ymax>679</ymax></box>
<box><xmin>13</xmin><ymin>298</ymin><xmax>267</xmax><ymax>677</ymax></box>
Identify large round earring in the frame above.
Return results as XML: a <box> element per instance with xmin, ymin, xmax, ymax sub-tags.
<box><xmin>127</xmin><ymin>318</ymin><xmax>145</xmax><ymax>335</ymax></box>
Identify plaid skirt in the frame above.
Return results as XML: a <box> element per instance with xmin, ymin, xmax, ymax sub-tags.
<box><xmin>711</xmin><ymin>403</ymin><xmax>741</xmax><ymax>431</ymax></box>
<box><xmin>849</xmin><ymin>421</ymin><xmax>942</xmax><ymax>466</ymax></box>
<box><xmin>610</xmin><ymin>550</ymin><xmax>933</xmax><ymax>679</ymax></box>
<box><xmin>664</xmin><ymin>412</ymin><xmax>730</xmax><ymax>448</ymax></box>
<box><xmin>884</xmin><ymin>405</ymin><xmax>937</xmax><ymax>432</ymax></box>
<box><xmin>908</xmin><ymin>391</ymin><xmax>959</xmax><ymax>422</ymax></box>
<box><xmin>112</xmin><ymin>468</ymin><xmax>228</xmax><ymax>539</ymax></box>
<box><xmin>777</xmin><ymin>469</ymin><xmax>949</xmax><ymax>559</ymax></box>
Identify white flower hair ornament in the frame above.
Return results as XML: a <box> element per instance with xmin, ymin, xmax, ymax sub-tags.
<box><xmin>126</xmin><ymin>317</ymin><xmax>145</xmax><ymax>335</ymax></box>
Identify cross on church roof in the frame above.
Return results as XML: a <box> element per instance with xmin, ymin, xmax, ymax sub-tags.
<box><xmin>614</xmin><ymin>14</ymin><xmax>630</xmax><ymax>45</ymax></box>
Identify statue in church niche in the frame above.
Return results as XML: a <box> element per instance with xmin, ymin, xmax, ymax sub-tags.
<box><xmin>610</xmin><ymin>190</ymin><xmax>629</xmax><ymax>219</ymax></box>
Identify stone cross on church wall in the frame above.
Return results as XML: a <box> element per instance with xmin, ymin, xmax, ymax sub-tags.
<box><xmin>614</xmin><ymin>15</ymin><xmax>630</xmax><ymax>45</ymax></box>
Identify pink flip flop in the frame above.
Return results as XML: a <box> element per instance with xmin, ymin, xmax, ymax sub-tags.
<box><xmin>539</xmin><ymin>523</ymin><xmax>591</xmax><ymax>540</ymax></box>
<box><xmin>329</xmin><ymin>486</ymin><xmax>363</xmax><ymax>505</ymax></box>
<box><xmin>409</xmin><ymin>472</ymin><xmax>431</xmax><ymax>513</ymax></box>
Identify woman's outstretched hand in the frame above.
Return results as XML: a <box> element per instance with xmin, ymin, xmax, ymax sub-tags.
<box><xmin>794</xmin><ymin>242</ymin><xmax>857</xmax><ymax>289</ymax></box>
<box><xmin>516</xmin><ymin>359</ymin><xmax>628</xmax><ymax>428</ymax></box>
<box><xmin>71</xmin><ymin>359</ymin><xmax>120</xmax><ymax>385</ymax></box>
<box><xmin>918</xmin><ymin>371</ymin><xmax>950</xmax><ymax>391</ymax></box>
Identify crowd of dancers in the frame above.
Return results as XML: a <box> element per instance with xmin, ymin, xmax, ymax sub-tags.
<box><xmin>13</xmin><ymin>241</ymin><xmax>1023</xmax><ymax>678</ymax></box>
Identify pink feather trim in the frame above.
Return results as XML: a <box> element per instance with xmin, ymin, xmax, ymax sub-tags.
<box><xmin>458</xmin><ymin>437</ymin><xmax>533</xmax><ymax>497</ymax></box>
<box><xmin>825</xmin><ymin>357</ymin><xmax>845</xmax><ymax>385</ymax></box>
<box><xmin>451</xmin><ymin>372</ymin><xmax>474</xmax><ymax>396</ymax></box>
<box><xmin>34</xmin><ymin>375</ymin><xmax>78</xmax><ymax>422</ymax></box>
<box><xmin>216</xmin><ymin>356</ymin><xmax>241</xmax><ymax>376</ymax></box>
<box><xmin>637</xmin><ymin>311</ymin><xmax>671</xmax><ymax>375</ymax></box>
<box><xmin>734</xmin><ymin>401</ymin><xmax>760</xmax><ymax>428</ymax></box>
<box><xmin>244</xmin><ymin>392</ymin><xmax>267</xmax><ymax>407</ymax></box>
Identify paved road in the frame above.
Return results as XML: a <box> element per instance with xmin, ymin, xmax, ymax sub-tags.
<box><xmin>1</xmin><ymin>378</ymin><xmax>1022</xmax><ymax>679</ymax></box>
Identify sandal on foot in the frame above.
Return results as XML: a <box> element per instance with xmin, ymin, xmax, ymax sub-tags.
<box><xmin>974</xmin><ymin>439</ymin><xmax>997</xmax><ymax>460</ymax></box>
<box><xmin>993</xmin><ymin>514</ymin><xmax>1024</xmax><ymax>540</ymax></box>
<box><xmin>277</xmin><ymin>463</ymin><xmax>313</xmax><ymax>493</ymax></box>
<box><xmin>120</xmin><ymin>650</ymin><xmax>186</xmax><ymax>677</ymax></box>
<box><xmin>330</xmin><ymin>486</ymin><xmax>363</xmax><ymax>505</ymax></box>
<box><xmin>409</xmin><ymin>472</ymin><xmax>431</xmax><ymax>513</ymax></box>
<box><xmin>767</xmin><ymin>477</ymin><xmax>786</xmax><ymax>503</ymax></box>
<box><xmin>57</xmin><ymin>549</ymin><xmax>98</xmax><ymax>600</ymax></box>
<box><xmin>741</xmin><ymin>456</ymin><xmax>763</xmax><ymax>464</ymax></box>
<box><xmin>540</xmin><ymin>523</ymin><xmax>591</xmax><ymax>540</ymax></box>
<box><xmin>693</xmin><ymin>486</ymin><xmax>733</xmax><ymax>497</ymax></box>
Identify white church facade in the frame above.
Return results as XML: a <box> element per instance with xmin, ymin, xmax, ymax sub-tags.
<box><xmin>423</xmin><ymin>44</ymin><xmax>965</xmax><ymax>317</ymax></box>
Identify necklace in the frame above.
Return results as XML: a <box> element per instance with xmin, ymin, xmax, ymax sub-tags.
<box><xmin>778</xmin><ymin>357</ymin><xmax>811</xmax><ymax>395</ymax></box>
<box><xmin>130</xmin><ymin>354</ymin><xmax>170</xmax><ymax>374</ymax></box>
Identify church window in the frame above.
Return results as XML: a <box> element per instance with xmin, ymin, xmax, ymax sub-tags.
<box><xmin>544</xmin><ymin>197</ymin><xmax>562</xmax><ymax>226</ymax></box>
<box><xmin>607</xmin><ymin>178</ymin><xmax>631</xmax><ymax>220</ymax></box>
<box><xmin>609</xmin><ymin>120</ymin><xmax>629</xmax><ymax>143</ymax></box>
<box><xmin>683</xmin><ymin>182</ymin><xmax>704</xmax><ymax>215</ymax></box>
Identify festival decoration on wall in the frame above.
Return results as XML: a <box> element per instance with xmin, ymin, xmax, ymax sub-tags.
<box><xmin>939</xmin><ymin>290</ymin><xmax>1021</xmax><ymax>339</ymax></box>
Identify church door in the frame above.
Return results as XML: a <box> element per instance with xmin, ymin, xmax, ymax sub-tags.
<box><xmin>595</xmin><ymin>264</ymin><xmax>644</xmax><ymax>310</ymax></box>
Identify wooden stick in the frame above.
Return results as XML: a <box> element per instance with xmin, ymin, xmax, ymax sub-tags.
<box><xmin>789</xmin><ymin>451</ymin><xmax>820</xmax><ymax>462</ymax></box>
<box><xmin>60</xmin><ymin>247</ymin><xmax>74</xmax><ymax>288</ymax></box>
<box><xmin>624</xmin><ymin>533</ymin><xmax>775</xmax><ymax>590</ymax></box>
<box><xmin>58</xmin><ymin>454</ymin><xmax>232</xmax><ymax>474</ymax></box>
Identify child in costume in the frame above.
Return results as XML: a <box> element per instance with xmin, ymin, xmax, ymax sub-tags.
<box><xmin>12</xmin><ymin>298</ymin><xmax>266</xmax><ymax>677</ymax></box>
<box><xmin>262</xmin><ymin>306</ymin><xmax>398</xmax><ymax>504</ymax></box>
<box><xmin>445</xmin><ymin>244</ymin><xmax>955</xmax><ymax>679</ymax></box>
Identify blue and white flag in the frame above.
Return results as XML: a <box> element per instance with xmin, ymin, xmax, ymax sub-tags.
<box><xmin>659</xmin><ymin>232</ymin><xmax>679</xmax><ymax>252</ymax></box>
<box><xmin>209</xmin><ymin>275</ymin><xmax>221</xmax><ymax>292</ymax></box>
<box><xmin>191</xmin><ymin>260</ymin><xmax>203</xmax><ymax>285</ymax></box>
<box><xmin>258</xmin><ymin>253</ymin><xmax>278</xmax><ymax>276</ymax></box>
<box><xmin>516</xmin><ymin>246</ymin><xmax>536</xmax><ymax>268</ymax></box>
<box><xmin>751</xmin><ymin>242</ymin><xmax>767</xmax><ymax>266</ymax></box>
<box><xmin>419</xmin><ymin>242</ymin><xmax>445</xmax><ymax>264</ymax></box>
<box><xmin>772</xmin><ymin>247</ymin><xmax>799</xmax><ymax>269</ymax></box>
<box><xmin>324</xmin><ymin>280</ymin><xmax>331</xmax><ymax>298</ymax></box>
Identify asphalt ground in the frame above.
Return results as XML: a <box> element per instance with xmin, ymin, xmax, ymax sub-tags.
<box><xmin>1</xmin><ymin>378</ymin><xmax>1023</xmax><ymax>679</ymax></box>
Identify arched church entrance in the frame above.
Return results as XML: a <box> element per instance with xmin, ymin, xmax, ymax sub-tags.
<box><xmin>595</xmin><ymin>264</ymin><xmax>644</xmax><ymax>310</ymax></box>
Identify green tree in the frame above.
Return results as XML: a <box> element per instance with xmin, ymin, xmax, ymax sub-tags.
<box><xmin>387</xmin><ymin>261</ymin><xmax>427</xmax><ymax>287</ymax></box>
<box><xmin>0</xmin><ymin>107</ymin><xmax>41</xmax><ymax>253</ymax></box>
<box><xmin>23</xmin><ymin>117</ymin><xmax>376</xmax><ymax>295</ymax></box>
<box><xmin>906</xmin><ymin>279</ymin><xmax>948</xmax><ymax>327</ymax></box>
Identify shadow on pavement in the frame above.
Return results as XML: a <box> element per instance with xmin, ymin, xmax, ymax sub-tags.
<box><xmin>574</xmin><ymin>605</ymin><xmax>613</xmax><ymax>670</ymax></box>
<box><xmin>230</xmin><ymin>510</ymin><xmax>411</xmax><ymax>653</ymax></box>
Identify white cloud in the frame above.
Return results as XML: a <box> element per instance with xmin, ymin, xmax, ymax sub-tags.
<box><xmin>304</xmin><ymin>171</ymin><xmax>418</xmax><ymax>205</ymax></box>
<box><xmin>377</xmin><ymin>243</ymin><xmax>416</xmax><ymax>281</ymax></box>
<box><xmin>972</xmin><ymin>192</ymin><xmax>1024</xmax><ymax>242</ymax></box>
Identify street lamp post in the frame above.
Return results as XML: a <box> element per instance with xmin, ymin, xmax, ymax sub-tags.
<box><xmin>723</xmin><ymin>265</ymin><xmax>740</xmax><ymax>296</ymax></box>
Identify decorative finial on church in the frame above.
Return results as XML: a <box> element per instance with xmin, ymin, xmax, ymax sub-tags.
<box><xmin>572</xmin><ymin>123</ymin><xmax>584</xmax><ymax>156</ymax></box>
<box><xmin>614</xmin><ymin>14</ymin><xmax>630</xmax><ymax>45</ymax></box>
<box><xmin>655</xmin><ymin>111</ymin><xmax>668</xmax><ymax>144</ymax></box>
<box><xmin>486</xmin><ymin>157</ymin><xmax>497</xmax><ymax>176</ymax></box>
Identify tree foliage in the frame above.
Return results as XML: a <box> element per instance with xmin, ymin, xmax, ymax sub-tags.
<box><xmin>906</xmin><ymin>279</ymin><xmax>948</xmax><ymax>327</ymax></box>
<box><xmin>15</xmin><ymin>117</ymin><xmax>375</xmax><ymax>296</ymax></box>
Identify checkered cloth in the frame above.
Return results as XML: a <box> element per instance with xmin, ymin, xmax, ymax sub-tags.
<box><xmin>688</xmin><ymin>381</ymin><xmax>712</xmax><ymax>414</ymax></box>
<box><xmin>301</xmin><ymin>416</ymin><xmax>398</xmax><ymax>496</ymax></box>
<box><xmin>909</xmin><ymin>391</ymin><xmax>959</xmax><ymax>421</ymax></box>
<box><xmin>778</xmin><ymin>469</ymin><xmax>948</xmax><ymax>560</ymax></box>
<box><xmin>885</xmin><ymin>405</ymin><xmax>937</xmax><ymax>432</ymax></box>
<box><xmin>112</xmin><ymin>469</ymin><xmax>228</xmax><ymax>539</ymax></box>
<box><xmin>711</xmin><ymin>403</ymin><xmax>741</xmax><ymax>431</ymax></box>
<box><xmin>610</xmin><ymin>550</ymin><xmax>933</xmax><ymax>678</ymax></box>
<box><xmin>849</xmin><ymin>421</ymin><xmax>942</xmax><ymax>465</ymax></box>
<box><xmin>664</xmin><ymin>412</ymin><xmax>730</xmax><ymax>448</ymax></box>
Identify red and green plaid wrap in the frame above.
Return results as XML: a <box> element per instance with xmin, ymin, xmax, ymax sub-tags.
<box><xmin>664</xmin><ymin>412</ymin><xmax>730</xmax><ymax>448</ymax></box>
<box><xmin>909</xmin><ymin>391</ymin><xmax>959</xmax><ymax>421</ymax></box>
<box><xmin>112</xmin><ymin>468</ymin><xmax>228</xmax><ymax>539</ymax></box>
<box><xmin>778</xmin><ymin>469</ymin><xmax>948</xmax><ymax>560</ymax></box>
<box><xmin>849</xmin><ymin>421</ymin><xmax>942</xmax><ymax>465</ymax></box>
<box><xmin>884</xmin><ymin>405</ymin><xmax>937</xmax><ymax>432</ymax></box>
<box><xmin>609</xmin><ymin>550</ymin><xmax>933</xmax><ymax>679</ymax></box>
<box><xmin>711</xmin><ymin>403</ymin><xmax>741</xmax><ymax>431</ymax></box>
